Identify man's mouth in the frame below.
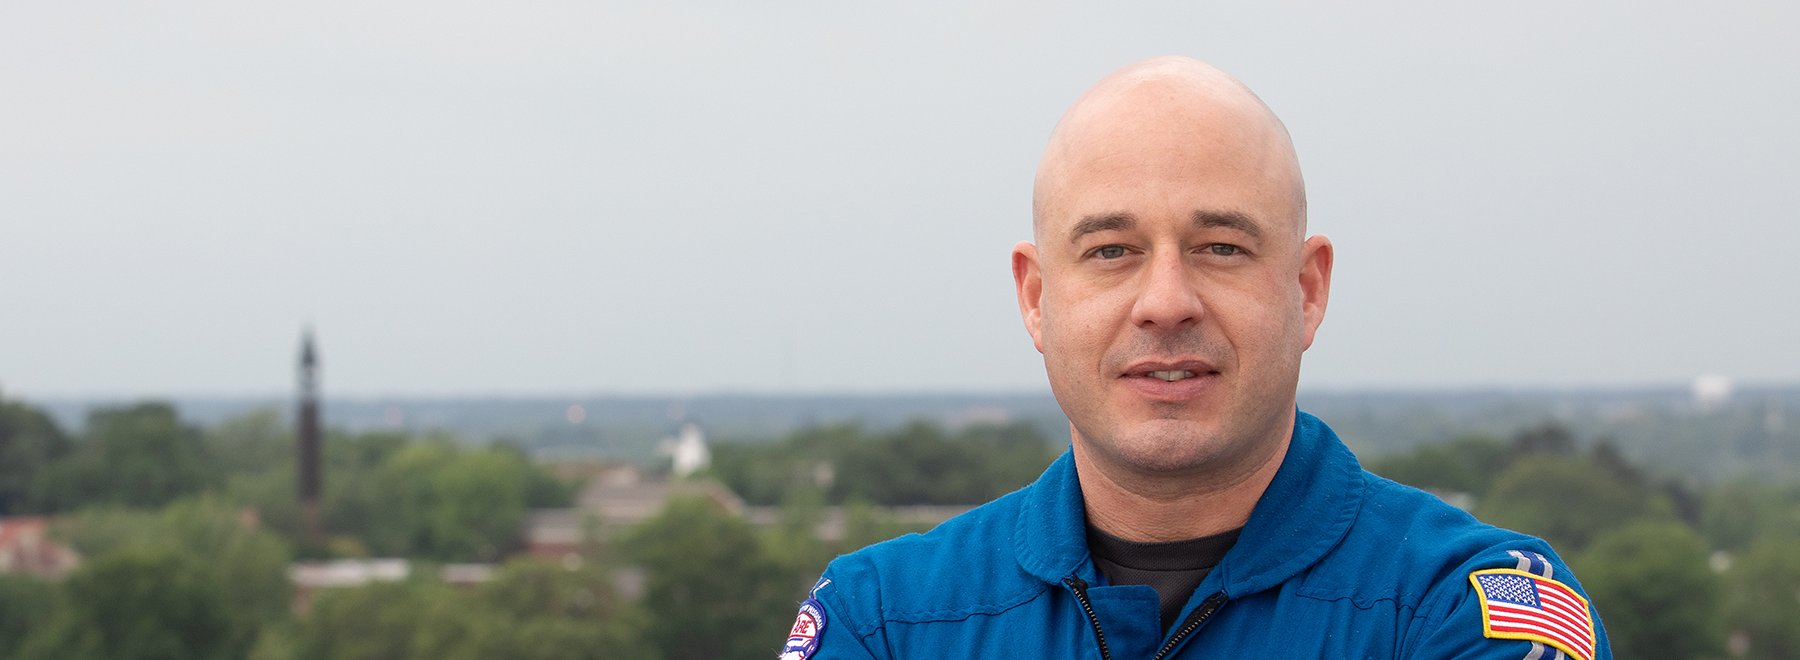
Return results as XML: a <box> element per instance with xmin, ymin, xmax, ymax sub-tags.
<box><xmin>1118</xmin><ymin>361</ymin><xmax>1220</xmax><ymax>400</ymax></box>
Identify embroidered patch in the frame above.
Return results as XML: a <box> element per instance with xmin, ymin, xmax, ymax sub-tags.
<box><xmin>779</xmin><ymin>598</ymin><xmax>827</xmax><ymax>660</ymax></box>
<box><xmin>1470</xmin><ymin>568</ymin><xmax>1596</xmax><ymax>660</ymax></box>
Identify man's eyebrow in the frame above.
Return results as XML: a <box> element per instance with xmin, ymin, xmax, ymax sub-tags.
<box><xmin>1068</xmin><ymin>213</ymin><xmax>1135</xmax><ymax>243</ymax></box>
<box><xmin>1194</xmin><ymin>210</ymin><xmax>1262</xmax><ymax>239</ymax></box>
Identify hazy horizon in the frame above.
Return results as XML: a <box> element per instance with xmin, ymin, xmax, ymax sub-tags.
<box><xmin>16</xmin><ymin>376</ymin><xmax>1792</xmax><ymax>403</ymax></box>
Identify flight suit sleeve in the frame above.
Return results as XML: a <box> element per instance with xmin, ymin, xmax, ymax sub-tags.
<box><xmin>777</xmin><ymin>570</ymin><xmax>887</xmax><ymax>660</ymax></box>
<box><xmin>1407</xmin><ymin>549</ymin><xmax>1613</xmax><ymax>660</ymax></box>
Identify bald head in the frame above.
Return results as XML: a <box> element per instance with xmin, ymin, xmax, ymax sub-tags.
<box><xmin>1032</xmin><ymin>57</ymin><xmax>1307</xmax><ymax>241</ymax></box>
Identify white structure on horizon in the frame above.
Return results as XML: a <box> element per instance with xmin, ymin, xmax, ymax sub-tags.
<box><xmin>1692</xmin><ymin>374</ymin><xmax>1733</xmax><ymax>412</ymax></box>
<box><xmin>666</xmin><ymin>422</ymin><xmax>711</xmax><ymax>478</ymax></box>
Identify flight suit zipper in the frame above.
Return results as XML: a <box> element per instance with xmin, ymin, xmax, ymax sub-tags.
<box><xmin>1064</xmin><ymin>577</ymin><xmax>1114</xmax><ymax>660</ymax></box>
<box><xmin>1153</xmin><ymin>592</ymin><xmax>1226</xmax><ymax>660</ymax></box>
<box><xmin>1064</xmin><ymin>577</ymin><xmax>1228</xmax><ymax>660</ymax></box>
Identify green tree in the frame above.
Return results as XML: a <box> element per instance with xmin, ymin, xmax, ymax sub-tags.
<box><xmin>1575</xmin><ymin>521</ymin><xmax>1721</xmax><ymax>659</ymax></box>
<box><xmin>32</xmin><ymin>402</ymin><xmax>217</xmax><ymax>511</ymax></box>
<box><xmin>222</xmin><ymin>467</ymin><xmax>305</xmax><ymax>551</ymax></box>
<box><xmin>709</xmin><ymin>420</ymin><xmax>1055</xmax><ymax>507</ymax></box>
<box><xmin>290</xmin><ymin>579</ymin><xmax>444</xmax><ymax>660</ymax></box>
<box><xmin>166</xmin><ymin>498</ymin><xmax>295</xmax><ymax>653</ymax></box>
<box><xmin>363</xmin><ymin>441</ymin><xmax>457</xmax><ymax>556</ymax></box>
<box><xmin>1512</xmin><ymin>421</ymin><xmax>1578</xmax><ymax>456</ymax></box>
<box><xmin>218</xmin><ymin>428</ymin><xmax>574</xmax><ymax>560</ymax></box>
<box><xmin>710</xmin><ymin>424</ymin><xmax>865</xmax><ymax>505</ymax></box>
<box><xmin>841</xmin><ymin>498</ymin><xmax>930</xmax><ymax>554</ymax></box>
<box><xmin>835</xmin><ymin>422</ymin><xmax>941</xmax><ymax>504</ymax></box>
<box><xmin>1476</xmin><ymin>454</ymin><xmax>1668</xmax><ymax>554</ymax></box>
<box><xmin>0</xmin><ymin>575</ymin><xmax>53</xmax><ymax>657</ymax></box>
<box><xmin>42</xmin><ymin>497</ymin><xmax>294</xmax><ymax>658</ymax></box>
<box><xmin>452</xmin><ymin>558</ymin><xmax>653</xmax><ymax>659</ymax></box>
<box><xmin>18</xmin><ymin>545</ymin><xmax>233</xmax><ymax>660</ymax></box>
<box><xmin>360</xmin><ymin>441</ymin><xmax>558</xmax><ymax>560</ymax></box>
<box><xmin>0</xmin><ymin>399</ymin><xmax>70</xmax><ymax>514</ymax></box>
<box><xmin>1369</xmin><ymin>432</ymin><xmax>1511</xmax><ymax>495</ymax></box>
<box><xmin>426</xmin><ymin>449</ymin><xmax>532</xmax><ymax>561</ymax></box>
<box><xmin>625</xmin><ymin>497</ymin><xmax>802</xmax><ymax>660</ymax></box>
<box><xmin>764</xmin><ymin>487</ymin><xmax>831</xmax><ymax>575</ymax></box>
<box><xmin>1724</xmin><ymin>538</ymin><xmax>1800</xmax><ymax>659</ymax></box>
<box><xmin>315</xmin><ymin>430</ymin><xmax>410</xmax><ymax>555</ymax></box>
<box><xmin>1701</xmin><ymin>478</ymin><xmax>1800</xmax><ymax>552</ymax></box>
<box><xmin>203</xmin><ymin>408</ymin><xmax>292</xmax><ymax>475</ymax></box>
<box><xmin>285</xmin><ymin>560</ymin><xmax>651</xmax><ymax>660</ymax></box>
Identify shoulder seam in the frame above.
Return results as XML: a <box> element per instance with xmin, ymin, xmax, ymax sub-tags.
<box><xmin>1292</xmin><ymin>587</ymin><xmax>1420</xmax><ymax>613</ymax></box>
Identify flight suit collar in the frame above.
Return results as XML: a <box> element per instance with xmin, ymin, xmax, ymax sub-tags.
<box><xmin>1012</xmin><ymin>410</ymin><xmax>1364</xmax><ymax>599</ymax></box>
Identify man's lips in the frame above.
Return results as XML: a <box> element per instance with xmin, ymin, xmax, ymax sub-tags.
<box><xmin>1119</xmin><ymin>359</ymin><xmax>1219</xmax><ymax>382</ymax></box>
<box><xmin>1117</xmin><ymin>359</ymin><xmax>1221</xmax><ymax>401</ymax></box>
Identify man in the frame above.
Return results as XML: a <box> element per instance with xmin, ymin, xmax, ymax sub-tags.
<box><xmin>780</xmin><ymin>57</ymin><xmax>1609</xmax><ymax>659</ymax></box>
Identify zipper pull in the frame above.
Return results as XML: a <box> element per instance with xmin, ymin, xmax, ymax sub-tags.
<box><xmin>1152</xmin><ymin>592</ymin><xmax>1227</xmax><ymax>660</ymax></box>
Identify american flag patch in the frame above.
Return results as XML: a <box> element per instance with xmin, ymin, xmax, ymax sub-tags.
<box><xmin>1470</xmin><ymin>569</ymin><xmax>1596</xmax><ymax>660</ymax></box>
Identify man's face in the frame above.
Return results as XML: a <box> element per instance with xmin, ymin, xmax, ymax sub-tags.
<box><xmin>1014</xmin><ymin>101</ymin><xmax>1331</xmax><ymax>479</ymax></box>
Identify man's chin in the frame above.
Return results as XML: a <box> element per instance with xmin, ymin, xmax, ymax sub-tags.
<box><xmin>1086</xmin><ymin>419</ymin><xmax>1229</xmax><ymax>474</ymax></box>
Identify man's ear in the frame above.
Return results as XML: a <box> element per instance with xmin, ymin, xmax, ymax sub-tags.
<box><xmin>1298</xmin><ymin>234</ymin><xmax>1333</xmax><ymax>350</ymax></box>
<box><xmin>1012</xmin><ymin>241</ymin><xmax>1045</xmax><ymax>353</ymax></box>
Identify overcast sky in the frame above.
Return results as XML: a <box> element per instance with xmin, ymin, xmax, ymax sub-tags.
<box><xmin>3</xmin><ymin>2</ymin><xmax>1796</xmax><ymax>398</ymax></box>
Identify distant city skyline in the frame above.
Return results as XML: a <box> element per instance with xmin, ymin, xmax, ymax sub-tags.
<box><xmin>4</xmin><ymin>3</ymin><xmax>1797</xmax><ymax>397</ymax></box>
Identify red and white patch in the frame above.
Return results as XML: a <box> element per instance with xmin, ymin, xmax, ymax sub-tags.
<box><xmin>780</xmin><ymin>599</ymin><xmax>827</xmax><ymax>659</ymax></box>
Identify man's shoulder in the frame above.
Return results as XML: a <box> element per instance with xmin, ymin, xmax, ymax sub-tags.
<box><xmin>1309</xmin><ymin>469</ymin><xmax>1586</xmax><ymax>606</ymax></box>
<box><xmin>1268</xmin><ymin>415</ymin><xmax>1574</xmax><ymax>603</ymax></box>
<box><xmin>1345</xmin><ymin>473</ymin><xmax>1609</xmax><ymax>658</ymax></box>
<box><xmin>818</xmin><ymin>485</ymin><xmax>1048</xmax><ymax>628</ymax></box>
<box><xmin>1356</xmin><ymin>470</ymin><xmax>1537</xmax><ymax>554</ymax></box>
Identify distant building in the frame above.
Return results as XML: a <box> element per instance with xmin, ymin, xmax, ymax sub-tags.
<box><xmin>664</xmin><ymin>422</ymin><xmax>711</xmax><ymax>478</ymax></box>
<box><xmin>0</xmin><ymin>517</ymin><xmax>80</xmax><ymax>579</ymax></box>
<box><xmin>521</xmin><ymin>462</ymin><xmax>974</xmax><ymax>559</ymax></box>
<box><xmin>289</xmin><ymin>557</ymin><xmax>410</xmax><ymax>590</ymax></box>
<box><xmin>1692</xmin><ymin>374</ymin><xmax>1733</xmax><ymax>412</ymax></box>
<box><xmin>522</xmin><ymin>463</ymin><xmax>742</xmax><ymax>560</ymax></box>
<box><xmin>522</xmin><ymin>509</ymin><xmax>590</xmax><ymax>560</ymax></box>
<box><xmin>579</xmin><ymin>466</ymin><xmax>741</xmax><ymax>526</ymax></box>
<box><xmin>288</xmin><ymin>558</ymin><xmax>409</xmax><ymax>613</ymax></box>
<box><xmin>297</xmin><ymin>329</ymin><xmax>323</xmax><ymax>544</ymax></box>
<box><xmin>287</xmin><ymin>558</ymin><xmax>496</xmax><ymax>612</ymax></box>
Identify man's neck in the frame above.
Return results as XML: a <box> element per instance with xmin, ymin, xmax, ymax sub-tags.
<box><xmin>1073</xmin><ymin>433</ymin><xmax>1289</xmax><ymax>543</ymax></box>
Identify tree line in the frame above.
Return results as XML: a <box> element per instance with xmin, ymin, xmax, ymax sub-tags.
<box><xmin>1371</xmin><ymin>422</ymin><xmax>1800</xmax><ymax>659</ymax></box>
<box><xmin>706</xmin><ymin>419</ymin><xmax>1061</xmax><ymax>506</ymax></box>
<box><xmin>1</xmin><ymin>400</ymin><xmax>570</xmax><ymax>561</ymax></box>
<box><xmin>0</xmin><ymin>398</ymin><xmax>931</xmax><ymax>659</ymax></box>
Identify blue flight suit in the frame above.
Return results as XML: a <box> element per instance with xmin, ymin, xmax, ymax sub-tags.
<box><xmin>787</xmin><ymin>411</ymin><xmax>1610</xmax><ymax>659</ymax></box>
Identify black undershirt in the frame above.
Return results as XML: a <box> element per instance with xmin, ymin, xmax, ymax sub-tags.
<box><xmin>1086</xmin><ymin>525</ymin><xmax>1241</xmax><ymax>634</ymax></box>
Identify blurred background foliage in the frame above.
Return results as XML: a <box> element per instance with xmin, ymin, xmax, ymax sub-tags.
<box><xmin>1366</xmin><ymin>422</ymin><xmax>1800</xmax><ymax>660</ymax></box>
<box><xmin>2</xmin><ymin>397</ymin><xmax>1799</xmax><ymax>658</ymax></box>
<box><xmin>708</xmin><ymin>420</ymin><xmax>1055</xmax><ymax>506</ymax></box>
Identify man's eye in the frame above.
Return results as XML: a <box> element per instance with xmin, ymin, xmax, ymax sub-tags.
<box><xmin>1095</xmin><ymin>245</ymin><xmax>1128</xmax><ymax>260</ymax></box>
<box><xmin>1205</xmin><ymin>244</ymin><xmax>1242</xmax><ymax>257</ymax></box>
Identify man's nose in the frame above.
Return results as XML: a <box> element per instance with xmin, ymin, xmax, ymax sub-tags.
<box><xmin>1129</xmin><ymin>250</ymin><xmax>1204</xmax><ymax>330</ymax></box>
